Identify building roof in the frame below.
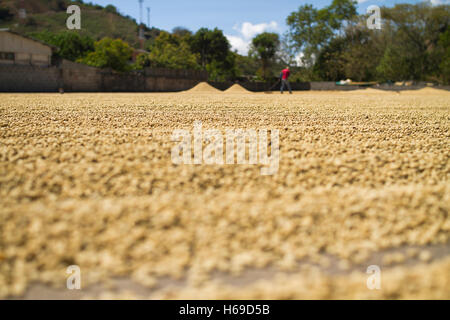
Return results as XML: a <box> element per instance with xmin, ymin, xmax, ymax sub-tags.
<box><xmin>0</xmin><ymin>29</ymin><xmax>58</xmax><ymax>51</ymax></box>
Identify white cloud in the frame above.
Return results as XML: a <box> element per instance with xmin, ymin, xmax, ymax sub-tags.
<box><xmin>428</xmin><ymin>0</ymin><xmax>450</xmax><ymax>5</ymax></box>
<box><xmin>237</xmin><ymin>21</ymin><xmax>279</xmax><ymax>40</ymax></box>
<box><xmin>226</xmin><ymin>35</ymin><xmax>250</xmax><ymax>55</ymax></box>
<box><xmin>294</xmin><ymin>52</ymin><xmax>304</xmax><ymax>67</ymax></box>
<box><xmin>226</xmin><ymin>21</ymin><xmax>279</xmax><ymax>55</ymax></box>
<box><xmin>358</xmin><ymin>0</ymin><xmax>448</xmax><ymax>6</ymax></box>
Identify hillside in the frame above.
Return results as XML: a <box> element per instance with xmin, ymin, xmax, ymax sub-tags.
<box><xmin>0</xmin><ymin>0</ymin><xmax>159</xmax><ymax>48</ymax></box>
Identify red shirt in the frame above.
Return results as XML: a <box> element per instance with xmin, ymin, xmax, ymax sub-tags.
<box><xmin>282</xmin><ymin>69</ymin><xmax>290</xmax><ymax>80</ymax></box>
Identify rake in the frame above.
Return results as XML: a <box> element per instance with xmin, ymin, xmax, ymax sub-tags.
<box><xmin>264</xmin><ymin>79</ymin><xmax>281</xmax><ymax>94</ymax></box>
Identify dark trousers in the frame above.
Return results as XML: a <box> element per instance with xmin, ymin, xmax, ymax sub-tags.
<box><xmin>280</xmin><ymin>79</ymin><xmax>292</xmax><ymax>93</ymax></box>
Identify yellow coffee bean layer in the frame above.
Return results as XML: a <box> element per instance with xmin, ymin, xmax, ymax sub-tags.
<box><xmin>0</xmin><ymin>91</ymin><xmax>449</xmax><ymax>299</ymax></box>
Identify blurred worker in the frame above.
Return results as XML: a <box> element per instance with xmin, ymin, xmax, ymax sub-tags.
<box><xmin>280</xmin><ymin>66</ymin><xmax>292</xmax><ymax>94</ymax></box>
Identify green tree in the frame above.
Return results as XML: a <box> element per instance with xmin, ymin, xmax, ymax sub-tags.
<box><xmin>234</xmin><ymin>54</ymin><xmax>260</xmax><ymax>79</ymax></box>
<box><xmin>79</xmin><ymin>38</ymin><xmax>133</xmax><ymax>72</ymax></box>
<box><xmin>315</xmin><ymin>19</ymin><xmax>385</xmax><ymax>81</ymax></box>
<box><xmin>189</xmin><ymin>28</ymin><xmax>230</xmax><ymax>69</ymax></box>
<box><xmin>287</xmin><ymin>4</ymin><xmax>324</xmax><ymax>66</ymax></box>
<box><xmin>377</xmin><ymin>3</ymin><xmax>449</xmax><ymax>81</ymax></box>
<box><xmin>328</xmin><ymin>0</ymin><xmax>357</xmax><ymax>30</ymax></box>
<box><xmin>104</xmin><ymin>5</ymin><xmax>118</xmax><ymax>14</ymax></box>
<box><xmin>172</xmin><ymin>27</ymin><xmax>192</xmax><ymax>38</ymax></box>
<box><xmin>250</xmin><ymin>32</ymin><xmax>280</xmax><ymax>80</ymax></box>
<box><xmin>206</xmin><ymin>51</ymin><xmax>239</xmax><ymax>81</ymax></box>
<box><xmin>438</xmin><ymin>28</ymin><xmax>450</xmax><ymax>84</ymax></box>
<box><xmin>286</xmin><ymin>0</ymin><xmax>357</xmax><ymax>66</ymax></box>
<box><xmin>341</xmin><ymin>29</ymin><xmax>384</xmax><ymax>81</ymax></box>
<box><xmin>314</xmin><ymin>37</ymin><xmax>347</xmax><ymax>81</ymax></box>
<box><xmin>288</xmin><ymin>1</ymin><xmax>449</xmax><ymax>83</ymax></box>
<box><xmin>188</xmin><ymin>28</ymin><xmax>238</xmax><ymax>80</ymax></box>
<box><xmin>148</xmin><ymin>32</ymin><xmax>199</xmax><ymax>70</ymax></box>
<box><xmin>132</xmin><ymin>53</ymin><xmax>151</xmax><ymax>70</ymax></box>
<box><xmin>29</xmin><ymin>31</ymin><xmax>94</xmax><ymax>61</ymax></box>
<box><xmin>0</xmin><ymin>6</ymin><xmax>14</xmax><ymax>22</ymax></box>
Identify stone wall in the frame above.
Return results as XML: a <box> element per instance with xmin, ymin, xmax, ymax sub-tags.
<box><xmin>0</xmin><ymin>64</ymin><xmax>61</xmax><ymax>92</ymax></box>
<box><xmin>2</xmin><ymin>62</ymin><xmax>448</xmax><ymax>93</ymax></box>
<box><xmin>0</xmin><ymin>61</ymin><xmax>208</xmax><ymax>93</ymax></box>
<box><xmin>61</xmin><ymin>60</ymin><xmax>102</xmax><ymax>92</ymax></box>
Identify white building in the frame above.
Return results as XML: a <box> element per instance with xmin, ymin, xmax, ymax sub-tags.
<box><xmin>0</xmin><ymin>30</ymin><xmax>54</xmax><ymax>67</ymax></box>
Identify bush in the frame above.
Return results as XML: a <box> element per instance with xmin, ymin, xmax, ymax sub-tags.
<box><xmin>25</xmin><ymin>17</ymin><xmax>38</xmax><ymax>26</ymax></box>
<box><xmin>0</xmin><ymin>7</ymin><xmax>14</xmax><ymax>22</ymax></box>
<box><xmin>133</xmin><ymin>53</ymin><xmax>151</xmax><ymax>70</ymax></box>
<box><xmin>78</xmin><ymin>38</ymin><xmax>133</xmax><ymax>72</ymax></box>
<box><xmin>104</xmin><ymin>5</ymin><xmax>118</xmax><ymax>14</ymax></box>
<box><xmin>29</xmin><ymin>31</ymin><xmax>94</xmax><ymax>61</ymax></box>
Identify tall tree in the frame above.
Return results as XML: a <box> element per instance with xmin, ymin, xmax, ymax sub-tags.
<box><xmin>377</xmin><ymin>3</ymin><xmax>449</xmax><ymax>81</ymax></box>
<box><xmin>286</xmin><ymin>0</ymin><xmax>357</xmax><ymax>66</ymax></box>
<box><xmin>315</xmin><ymin>17</ymin><xmax>384</xmax><ymax>82</ymax></box>
<box><xmin>287</xmin><ymin>1</ymin><xmax>449</xmax><ymax>83</ymax></box>
<box><xmin>438</xmin><ymin>27</ymin><xmax>450</xmax><ymax>84</ymax></box>
<box><xmin>0</xmin><ymin>6</ymin><xmax>14</xmax><ymax>22</ymax></box>
<box><xmin>189</xmin><ymin>28</ymin><xmax>230</xmax><ymax>69</ymax></box>
<box><xmin>206</xmin><ymin>51</ymin><xmax>238</xmax><ymax>81</ymax></box>
<box><xmin>328</xmin><ymin>0</ymin><xmax>357</xmax><ymax>30</ymax></box>
<box><xmin>148</xmin><ymin>31</ymin><xmax>199</xmax><ymax>70</ymax></box>
<box><xmin>172</xmin><ymin>27</ymin><xmax>192</xmax><ymax>38</ymax></box>
<box><xmin>250</xmin><ymin>32</ymin><xmax>280</xmax><ymax>80</ymax></box>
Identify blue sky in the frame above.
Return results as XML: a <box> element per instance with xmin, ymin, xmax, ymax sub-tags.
<box><xmin>89</xmin><ymin>0</ymin><xmax>446</xmax><ymax>54</ymax></box>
